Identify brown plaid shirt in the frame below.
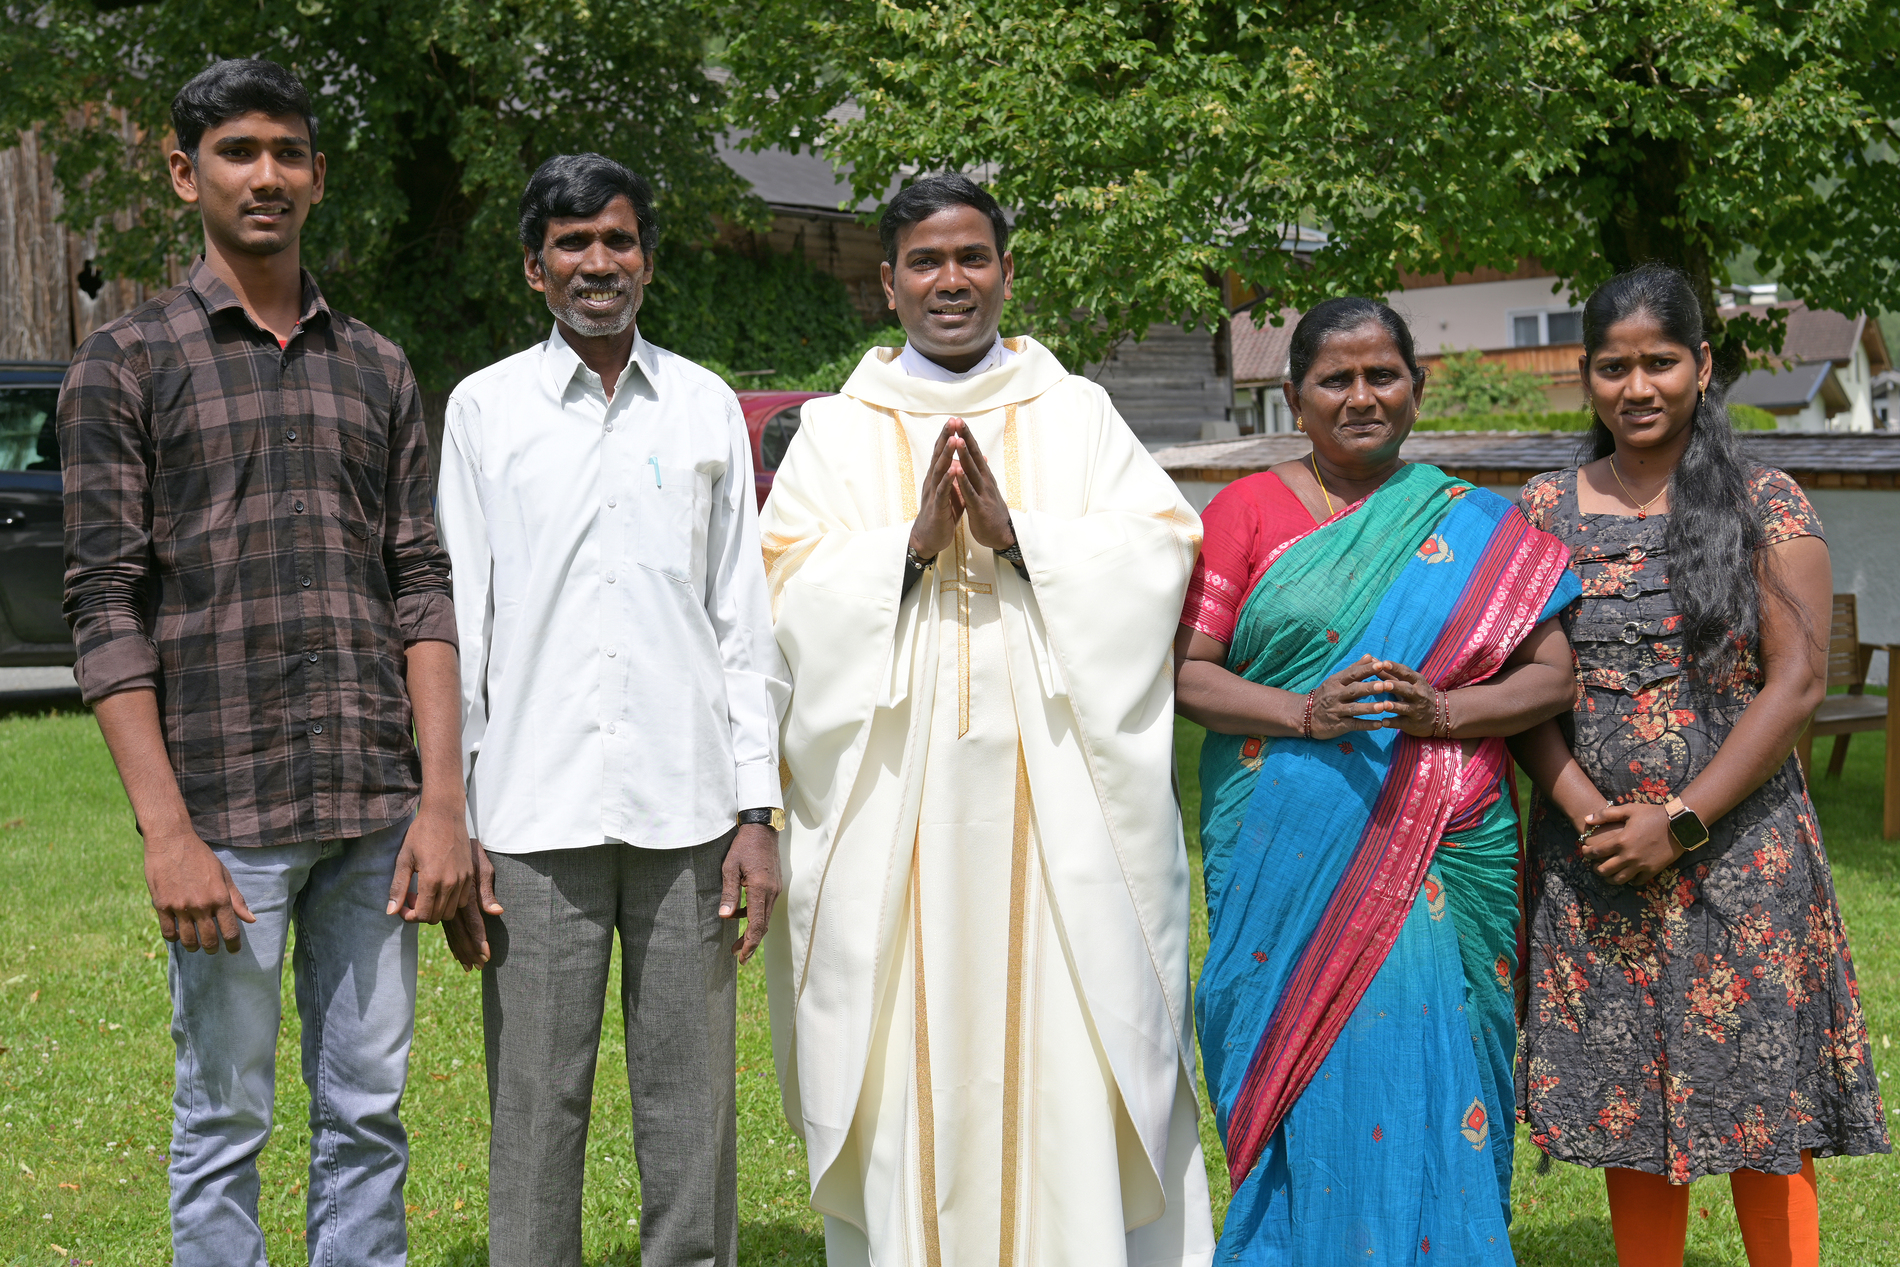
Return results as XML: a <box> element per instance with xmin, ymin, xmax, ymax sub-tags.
<box><xmin>60</xmin><ymin>260</ymin><xmax>456</xmax><ymax>848</ymax></box>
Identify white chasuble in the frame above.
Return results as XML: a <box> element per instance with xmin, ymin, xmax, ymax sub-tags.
<box><xmin>761</xmin><ymin>337</ymin><xmax>1215</xmax><ymax>1266</ymax></box>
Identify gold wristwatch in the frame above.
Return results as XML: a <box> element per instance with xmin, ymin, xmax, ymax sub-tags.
<box><xmin>738</xmin><ymin>807</ymin><xmax>787</xmax><ymax>831</ymax></box>
<box><xmin>1663</xmin><ymin>796</ymin><xmax>1709</xmax><ymax>852</ymax></box>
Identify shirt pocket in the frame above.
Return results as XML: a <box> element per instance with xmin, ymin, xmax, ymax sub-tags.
<box><xmin>632</xmin><ymin>463</ymin><xmax>709</xmax><ymax>584</ymax></box>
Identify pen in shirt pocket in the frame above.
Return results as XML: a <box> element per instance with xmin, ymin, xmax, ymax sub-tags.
<box><xmin>648</xmin><ymin>456</ymin><xmax>662</xmax><ymax>488</ymax></box>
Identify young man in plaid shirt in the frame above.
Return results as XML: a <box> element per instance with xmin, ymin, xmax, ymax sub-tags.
<box><xmin>59</xmin><ymin>58</ymin><xmax>472</xmax><ymax>1264</ymax></box>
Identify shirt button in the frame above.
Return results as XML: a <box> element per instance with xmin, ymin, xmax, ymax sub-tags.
<box><xmin>607</xmin><ymin>498</ymin><xmax>617</xmax><ymax>508</ymax></box>
<box><xmin>286</xmin><ymin>429</ymin><xmax>298</xmax><ymax>441</ymax></box>
<box><xmin>293</xmin><ymin>500</ymin><xmax>305</xmax><ymax>513</ymax></box>
<box><xmin>605</xmin><ymin>646</ymin><xmax>617</xmax><ymax>657</ymax></box>
<box><xmin>604</xmin><ymin>571</ymin><xmax>616</xmax><ymax>584</ymax></box>
<box><xmin>299</xmin><ymin>574</ymin><xmax>313</xmax><ymax>587</ymax></box>
<box><xmin>604</xmin><ymin>422</ymin><xmax>615</xmax><ymax>433</ymax></box>
<box><xmin>606</xmin><ymin>723</ymin><xmax>617</xmax><ymax>735</ymax></box>
<box><xmin>310</xmin><ymin>723</ymin><xmax>323</xmax><ymax>735</ymax></box>
<box><xmin>306</xmin><ymin>652</ymin><xmax>319</xmax><ymax>663</ymax></box>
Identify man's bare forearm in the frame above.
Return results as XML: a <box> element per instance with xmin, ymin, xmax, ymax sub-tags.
<box><xmin>94</xmin><ymin>688</ymin><xmax>195</xmax><ymax>841</ymax></box>
<box><xmin>404</xmin><ymin>639</ymin><xmax>467</xmax><ymax>819</ymax></box>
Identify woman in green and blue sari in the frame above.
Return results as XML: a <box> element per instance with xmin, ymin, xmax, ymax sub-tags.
<box><xmin>1175</xmin><ymin>299</ymin><xmax>1581</xmax><ymax>1263</ymax></box>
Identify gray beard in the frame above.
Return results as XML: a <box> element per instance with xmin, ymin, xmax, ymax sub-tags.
<box><xmin>546</xmin><ymin>291</ymin><xmax>636</xmax><ymax>338</ymax></box>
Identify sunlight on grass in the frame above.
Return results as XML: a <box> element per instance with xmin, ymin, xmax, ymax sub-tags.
<box><xmin>0</xmin><ymin>706</ymin><xmax>1890</xmax><ymax>1263</ymax></box>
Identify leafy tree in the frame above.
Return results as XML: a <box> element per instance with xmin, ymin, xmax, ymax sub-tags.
<box><xmin>1426</xmin><ymin>349</ymin><xmax>1551</xmax><ymax>415</ymax></box>
<box><xmin>640</xmin><ymin>244</ymin><xmax>883</xmax><ymax>384</ymax></box>
<box><xmin>721</xmin><ymin>0</ymin><xmax>1900</xmax><ymax>370</ymax></box>
<box><xmin>0</xmin><ymin>0</ymin><xmax>749</xmax><ymax>390</ymax></box>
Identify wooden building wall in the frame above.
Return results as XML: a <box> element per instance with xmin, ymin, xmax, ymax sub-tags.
<box><xmin>1087</xmin><ymin>322</ymin><xmax>1232</xmax><ymax>447</ymax></box>
<box><xmin>1</xmin><ymin>124</ymin><xmax>170</xmax><ymax>364</ymax></box>
<box><xmin>718</xmin><ymin>210</ymin><xmax>889</xmax><ymax>324</ymax></box>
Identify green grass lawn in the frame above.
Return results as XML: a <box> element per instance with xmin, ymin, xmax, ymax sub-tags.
<box><xmin>0</xmin><ymin>707</ymin><xmax>1892</xmax><ymax>1264</ymax></box>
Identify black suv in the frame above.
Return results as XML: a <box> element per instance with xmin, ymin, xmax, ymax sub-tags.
<box><xmin>0</xmin><ymin>362</ymin><xmax>72</xmax><ymax>664</ymax></box>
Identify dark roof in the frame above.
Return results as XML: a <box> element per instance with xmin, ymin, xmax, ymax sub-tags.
<box><xmin>1728</xmin><ymin>362</ymin><xmax>1849</xmax><ymax>415</ymax></box>
<box><xmin>1153</xmin><ymin>431</ymin><xmax>1900</xmax><ymax>489</ymax></box>
<box><xmin>1718</xmin><ymin>301</ymin><xmax>1892</xmax><ymax>374</ymax></box>
<box><xmin>718</xmin><ymin>137</ymin><xmax>874</xmax><ymax>217</ymax></box>
<box><xmin>1231</xmin><ymin>307</ymin><xmax>1298</xmax><ymax>385</ymax></box>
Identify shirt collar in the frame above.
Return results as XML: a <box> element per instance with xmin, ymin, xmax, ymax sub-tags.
<box><xmin>897</xmin><ymin>335</ymin><xmax>1012</xmax><ymax>383</ymax></box>
<box><xmin>541</xmin><ymin>324</ymin><xmax>657</xmax><ymax>403</ymax></box>
<box><xmin>186</xmin><ymin>256</ymin><xmax>330</xmax><ymax>337</ymax></box>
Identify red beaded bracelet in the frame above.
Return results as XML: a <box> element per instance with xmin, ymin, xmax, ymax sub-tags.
<box><xmin>1301</xmin><ymin>689</ymin><xmax>1317</xmax><ymax>740</ymax></box>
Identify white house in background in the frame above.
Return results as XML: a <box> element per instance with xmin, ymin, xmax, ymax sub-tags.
<box><xmin>1722</xmin><ymin>299</ymin><xmax>1892</xmax><ymax>432</ymax></box>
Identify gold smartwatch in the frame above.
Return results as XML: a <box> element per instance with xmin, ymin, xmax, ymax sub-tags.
<box><xmin>1663</xmin><ymin>796</ymin><xmax>1709</xmax><ymax>852</ymax></box>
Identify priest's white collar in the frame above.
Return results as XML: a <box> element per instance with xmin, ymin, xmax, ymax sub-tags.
<box><xmin>843</xmin><ymin>334</ymin><xmax>1069</xmax><ymax>415</ymax></box>
<box><xmin>897</xmin><ymin>336</ymin><xmax>1018</xmax><ymax>383</ymax></box>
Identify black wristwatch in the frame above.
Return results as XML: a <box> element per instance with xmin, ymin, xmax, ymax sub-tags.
<box><xmin>737</xmin><ymin>807</ymin><xmax>784</xmax><ymax>831</ymax></box>
<box><xmin>1664</xmin><ymin>796</ymin><xmax>1709</xmax><ymax>852</ymax></box>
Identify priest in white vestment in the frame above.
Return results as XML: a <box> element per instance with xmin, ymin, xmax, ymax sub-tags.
<box><xmin>761</xmin><ymin>174</ymin><xmax>1215</xmax><ymax>1267</ymax></box>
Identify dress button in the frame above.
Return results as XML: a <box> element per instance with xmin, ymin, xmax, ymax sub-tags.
<box><xmin>1627</xmin><ymin>546</ymin><xmax>1645</xmax><ymax>562</ymax></box>
<box><xmin>1622</xmin><ymin>622</ymin><xmax>1642</xmax><ymax>644</ymax></box>
<box><xmin>605</xmin><ymin>571</ymin><xmax>616</xmax><ymax>584</ymax></box>
<box><xmin>286</xmin><ymin>429</ymin><xmax>298</xmax><ymax>441</ymax></box>
<box><xmin>299</xmin><ymin>574</ymin><xmax>313</xmax><ymax>588</ymax></box>
<box><xmin>310</xmin><ymin>723</ymin><xmax>323</xmax><ymax>735</ymax></box>
<box><xmin>294</xmin><ymin>500</ymin><xmax>305</xmax><ymax>513</ymax></box>
<box><xmin>1623</xmin><ymin>583</ymin><xmax>1641</xmax><ymax>600</ymax></box>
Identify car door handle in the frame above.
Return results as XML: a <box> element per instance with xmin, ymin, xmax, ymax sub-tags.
<box><xmin>0</xmin><ymin>510</ymin><xmax>27</xmax><ymax>528</ymax></box>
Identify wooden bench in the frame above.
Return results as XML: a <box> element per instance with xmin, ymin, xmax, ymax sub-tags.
<box><xmin>1795</xmin><ymin>594</ymin><xmax>1898</xmax><ymax>839</ymax></box>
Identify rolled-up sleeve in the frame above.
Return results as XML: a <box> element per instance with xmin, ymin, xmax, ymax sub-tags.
<box><xmin>704</xmin><ymin>397</ymin><xmax>791</xmax><ymax>811</ymax></box>
<box><xmin>60</xmin><ymin>331</ymin><xmax>162</xmax><ymax>703</ymax></box>
<box><xmin>381</xmin><ymin>354</ymin><xmax>457</xmax><ymax>646</ymax></box>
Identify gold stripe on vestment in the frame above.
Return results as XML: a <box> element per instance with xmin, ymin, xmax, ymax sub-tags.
<box><xmin>1003</xmin><ymin>402</ymin><xmax>1023</xmax><ymax>510</ymax></box>
<box><xmin>910</xmin><ymin>839</ymin><xmax>943</xmax><ymax>1267</ymax></box>
<box><xmin>998</xmin><ymin>746</ymin><xmax>1034</xmax><ymax>1266</ymax></box>
<box><xmin>938</xmin><ymin>525</ymin><xmax>990</xmax><ymax>738</ymax></box>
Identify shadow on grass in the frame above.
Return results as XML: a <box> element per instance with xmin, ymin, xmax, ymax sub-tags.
<box><xmin>419</xmin><ymin>1221</ymin><xmax>826</xmax><ymax>1266</ymax></box>
<box><xmin>1511</xmin><ymin>1215</ymin><xmax>1737</xmax><ymax>1267</ymax></box>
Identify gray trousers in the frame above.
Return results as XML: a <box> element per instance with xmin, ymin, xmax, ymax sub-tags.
<box><xmin>482</xmin><ymin>833</ymin><xmax>737</xmax><ymax>1267</ymax></box>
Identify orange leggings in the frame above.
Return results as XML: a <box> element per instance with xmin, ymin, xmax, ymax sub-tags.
<box><xmin>1605</xmin><ymin>1152</ymin><xmax>1818</xmax><ymax>1267</ymax></box>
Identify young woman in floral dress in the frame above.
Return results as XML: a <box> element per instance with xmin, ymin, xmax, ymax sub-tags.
<box><xmin>1512</xmin><ymin>264</ymin><xmax>1889</xmax><ymax>1267</ymax></box>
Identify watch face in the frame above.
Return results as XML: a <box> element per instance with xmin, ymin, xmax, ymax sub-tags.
<box><xmin>1670</xmin><ymin>808</ymin><xmax>1710</xmax><ymax>850</ymax></box>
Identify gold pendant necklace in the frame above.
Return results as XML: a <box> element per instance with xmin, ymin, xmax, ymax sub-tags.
<box><xmin>1609</xmin><ymin>456</ymin><xmax>1667</xmax><ymax>520</ymax></box>
<box><xmin>1310</xmin><ymin>452</ymin><xmax>1336</xmax><ymax>518</ymax></box>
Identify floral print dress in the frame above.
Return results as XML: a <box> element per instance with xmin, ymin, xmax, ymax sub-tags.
<box><xmin>1515</xmin><ymin>466</ymin><xmax>1890</xmax><ymax>1181</ymax></box>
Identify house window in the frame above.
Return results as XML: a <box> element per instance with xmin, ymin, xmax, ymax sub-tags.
<box><xmin>1509</xmin><ymin>309</ymin><xmax>1583</xmax><ymax>347</ymax></box>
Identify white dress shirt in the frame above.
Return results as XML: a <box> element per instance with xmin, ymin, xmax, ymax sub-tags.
<box><xmin>897</xmin><ymin>335</ymin><xmax>1017</xmax><ymax>382</ymax></box>
<box><xmin>437</xmin><ymin>327</ymin><xmax>789</xmax><ymax>854</ymax></box>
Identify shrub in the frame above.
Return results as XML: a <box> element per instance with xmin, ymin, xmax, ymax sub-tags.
<box><xmin>638</xmin><ymin>243</ymin><xmax>878</xmax><ymax>386</ymax></box>
<box><xmin>1425</xmin><ymin>349</ymin><xmax>1550</xmax><ymax>414</ymax></box>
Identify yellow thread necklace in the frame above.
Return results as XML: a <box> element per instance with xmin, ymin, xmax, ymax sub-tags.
<box><xmin>1310</xmin><ymin>452</ymin><xmax>1337</xmax><ymax>518</ymax></box>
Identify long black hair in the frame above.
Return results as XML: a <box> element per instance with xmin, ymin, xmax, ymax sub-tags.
<box><xmin>1581</xmin><ymin>264</ymin><xmax>1780</xmax><ymax>683</ymax></box>
<box><xmin>1287</xmin><ymin>296</ymin><xmax>1427</xmax><ymax>389</ymax></box>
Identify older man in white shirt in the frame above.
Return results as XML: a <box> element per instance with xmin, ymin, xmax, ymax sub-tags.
<box><xmin>435</xmin><ymin>154</ymin><xmax>788</xmax><ymax>1267</ymax></box>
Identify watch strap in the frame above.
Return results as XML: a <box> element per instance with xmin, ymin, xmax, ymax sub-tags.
<box><xmin>737</xmin><ymin>807</ymin><xmax>784</xmax><ymax>831</ymax></box>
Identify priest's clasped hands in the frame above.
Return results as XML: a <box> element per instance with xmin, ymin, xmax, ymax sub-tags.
<box><xmin>909</xmin><ymin>417</ymin><xmax>1016</xmax><ymax>559</ymax></box>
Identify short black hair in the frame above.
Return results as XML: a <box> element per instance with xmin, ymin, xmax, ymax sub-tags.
<box><xmin>518</xmin><ymin>154</ymin><xmax>658</xmax><ymax>260</ymax></box>
<box><xmin>171</xmin><ymin>59</ymin><xmax>318</xmax><ymax>162</ymax></box>
<box><xmin>1286</xmin><ymin>296</ymin><xmax>1426</xmax><ymax>389</ymax></box>
<box><xmin>878</xmin><ymin>174</ymin><xmax>1009</xmax><ymax>267</ymax></box>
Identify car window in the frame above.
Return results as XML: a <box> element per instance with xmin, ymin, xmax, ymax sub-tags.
<box><xmin>0</xmin><ymin>387</ymin><xmax>60</xmax><ymax>472</ymax></box>
<box><xmin>760</xmin><ymin>406</ymin><xmax>802</xmax><ymax>471</ymax></box>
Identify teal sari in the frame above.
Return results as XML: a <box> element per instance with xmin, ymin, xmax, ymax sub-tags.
<box><xmin>1194</xmin><ymin>464</ymin><xmax>1579</xmax><ymax>1263</ymax></box>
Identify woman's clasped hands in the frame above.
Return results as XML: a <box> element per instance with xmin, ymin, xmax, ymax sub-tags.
<box><xmin>1306</xmin><ymin>654</ymin><xmax>1445</xmax><ymax>739</ymax></box>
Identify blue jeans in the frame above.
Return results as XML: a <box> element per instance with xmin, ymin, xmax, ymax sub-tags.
<box><xmin>167</xmin><ymin>818</ymin><xmax>418</xmax><ymax>1266</ymax></box>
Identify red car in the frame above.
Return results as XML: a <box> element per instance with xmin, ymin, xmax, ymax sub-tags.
<box><xmin>739</xmin><ymin>390</ymin><xmax>833</xmax><ymax>510</ymax></box>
